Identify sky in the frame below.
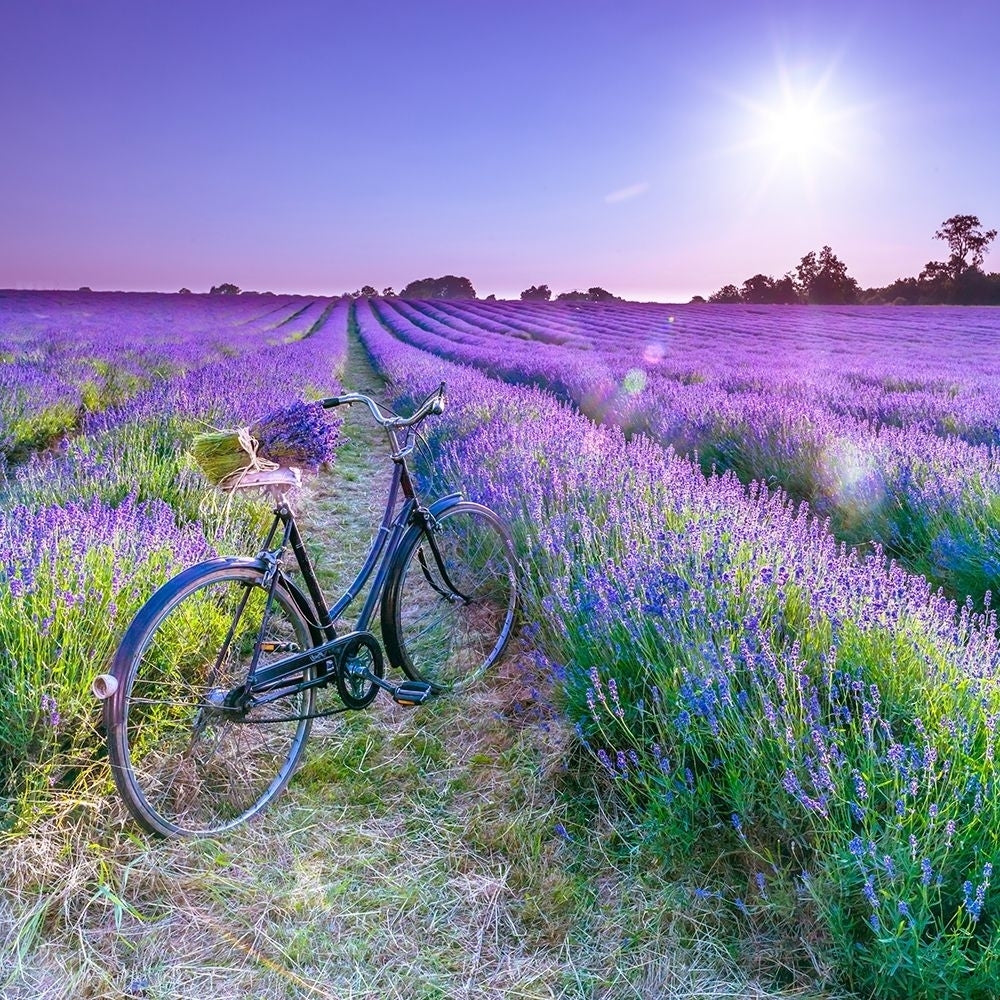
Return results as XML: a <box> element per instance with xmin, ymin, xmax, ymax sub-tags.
<box><xmin>2</xmin><ymin>0</ymin><xmax>999</xmax><ymax>301</ymax></box>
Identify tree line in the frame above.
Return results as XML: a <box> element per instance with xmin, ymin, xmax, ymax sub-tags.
<box><xmin>201</xmin><ymin>277</ymin><xmax>623</xmax><ymax>302</ymax></box>
<box><xmin>703</xmin><ymin>214</ymin><xmax>999</xmax><ymax>306</ymax></box>
<box><xmin>337</xmin><ymin>278</ymin><xmax>621</xmax><ymax>302</ymax></box>
<box><xmin>197</xmin><ymin>214</ymin><xmax>998</xmax><ymax>305</ymax></box>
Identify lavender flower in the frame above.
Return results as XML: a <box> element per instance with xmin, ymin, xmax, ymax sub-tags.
<box><xmin>755</xmin><ymin>872</ymin><xmax>769</xmax><ymax>900</ymax></box>
<box><xmin>920</xmin><ymin>858</ymin><xmax>934</xmax><ymax>886</ymax></box>
<box><xmin>251</xmin><ymin>400</ymin><xmax>341</xmax><ymax>469</ymax></box>
<box><xmin>40</xmin><ymin>693</ymin><xmax>60</xmax><ymax>728</ymax></box>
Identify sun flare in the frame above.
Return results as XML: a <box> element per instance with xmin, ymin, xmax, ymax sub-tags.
<box><xmin>715</xmin><ymin>58</ymin><xmax>864</xmax><ymax>207</ymax></box>
<box><xmin>758</xmin><ymin>92</ymin><xmax>837</xmax><ymax>163</ymax></box>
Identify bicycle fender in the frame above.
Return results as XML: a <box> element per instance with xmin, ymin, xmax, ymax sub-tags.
<box><xmin>167</xmin><ymin>557</ymin><xmax>324</xmax><ymax>644</ymax></box>
<box><xmin>424</xmin><ymin>492</ymin><xmax>464</xmax><ymax>518</ymax></box>
<box><xmin>106</xmin><ymin>557</ymin><xmax>316</xmax><ymax>680</ymax></box>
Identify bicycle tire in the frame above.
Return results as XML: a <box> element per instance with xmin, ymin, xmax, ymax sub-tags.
<box><xmin>104</xmin><ymin>562</ymin><xmax>317</xmax><ymax>837</ymax></box>
<box><xmin>381</xmin><ymin>502</ymin><xmax>518</xmax><ymax>692</ymax></box>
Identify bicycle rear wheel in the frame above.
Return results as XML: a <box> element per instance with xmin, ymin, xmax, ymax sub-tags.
<box><xmin>105</xmin><ymin>563</ymin><xmax>317</xmax><ymax>837</ymax></box>
<box><xmin>381</xmin><ymin>502</ymin><xmax>518</xmax><ymax>692</ymax></box>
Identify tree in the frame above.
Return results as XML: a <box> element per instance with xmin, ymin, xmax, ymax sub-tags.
<box><xmin>795</xmin><ymin>251</ymin><xmax>818</xmax><ymax>297</ymax></box>
<box><xmin>795</xmin><ymin>246</ymin><xmax>858</xmax><ymax>304</ymax></box>
<box><xmin>520</xmin><ymin>284</ymin><xmax>552</xmax><ymax>301</ymax></box>
<box><xmin>740</xmin><ymin>274</ymin><xmax>775</xmax><ymax>304</ymax></box>
<box><xmin>918</xmin><ymin>259</ymin><xmax>952</xmax><ymax>287</ymax></box>
<box><xmin>815</xmin><ymin>246</ymin><xmax>858</xmax><ymax>304</ymax></box>
<box><xmin>734</xmin><ymin>273</ymin><xmax>800</xmax><ymax>304</ymax></box>
<box><xmin>952</xmin><ymin>266</ymin><xmax>1000</xmax><ymax>305</ymax></box>
<box><xmin>178</xmin><ymin>287</ymin><xmax>192</xmax><ymax>295</ymax></box>
<box><xmin>859</xmin><ymin>216</ymin><xmax>999</xmax><ymax>304</ymax></box>
<box><xmin>862</xmin><ymin>275</ymin><xmax>919</xmax><ymax>305</ymax></box>
<box><xmin>360</xmin><ymin>285</ymin><xmax>378</xmax><ymax>297</ymax></box>
<box><xmin>934</xmin><ymin>214</ymin><xmax>997</xmax><ymax>281</ymax></box>
<box><xmin>381</xmin><ymin>286</ymin><xmax>396</xmax><ymax>297</ymax></box>
<box><xmin>771</xmin><ymin>273</ymin><xmax>800</xmax><ymax>304</ymax></box>
<box><xmin>210</xmin><ymin>283</ymin><xmax>241</xmax><ymax>295</ymax></box>
<box><xmin>587</xmin><ymin>286</ymin><xmax>618</xmax><ymax>301</ymax></box>
<box><xmin>708</xmin><ymin>283</ymin><xmax>741</xmax><ymax>304</ymax></box>
<box><xmin>400</xmin><ymin>275</ymin><xmax>477</xmax><ymax>299</ymax></box>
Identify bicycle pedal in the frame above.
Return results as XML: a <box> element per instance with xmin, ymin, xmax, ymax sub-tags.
<box><xmin>392</xmin><ymin>681</ymin><xmax>433</xmax><ymax>707</ymax></box>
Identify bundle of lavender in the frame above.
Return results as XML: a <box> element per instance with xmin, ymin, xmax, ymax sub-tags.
<box><xmin>191</xmin><ymin>400</ymin><xmax>341</xmax><ymax>489</ymax></box>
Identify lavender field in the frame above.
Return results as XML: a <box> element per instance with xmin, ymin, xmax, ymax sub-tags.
<box><xmin>3</xmin><ymin>291</ymin><xmax>1000</xmax><ymax>997</ymax></box>
<box><xmin>0</xmin><ymin>290</ymin><xmax>339</xmax><ymax>465</ymax></box>
<box><xmin>1</xmin><ymin>290</ymin><xmax>348</xmax><ymax>828</ymax></box>
<box><xmin>366</xmin><ymin>297</ymin><xmax>1000</xmax><ymax>606</ymax></box>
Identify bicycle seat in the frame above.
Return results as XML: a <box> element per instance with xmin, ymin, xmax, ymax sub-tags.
<box><xmin>226</xmin><ymin>467</ymin><xmax>302</xmax><ymax>492</ymax></box>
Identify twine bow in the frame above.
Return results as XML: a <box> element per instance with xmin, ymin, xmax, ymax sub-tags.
<box><xmin>217</xmin><ymin>426</ymin><xmax>279</xmax><ymax>491</ymax></box>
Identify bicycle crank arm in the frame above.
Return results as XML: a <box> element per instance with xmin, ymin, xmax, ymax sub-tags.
<box><xmin>249</xmin><ymin>630</ymin><xmax>376</xmax><ymax>693</ymax></box>
<box><xmin>360</xmin><ymin>669</ymin><xmax>434</xmax><ymax>707</ymax></box>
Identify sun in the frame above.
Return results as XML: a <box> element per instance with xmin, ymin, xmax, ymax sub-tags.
<box><xmin>757</xmin><ymin>91</ymin><xmax>838</xmax><ymax>164</ymax></box>
<box><xmin>715</xmin><ymin>57</ymin><xmax>862</xmax><ymax>202</ymax></box>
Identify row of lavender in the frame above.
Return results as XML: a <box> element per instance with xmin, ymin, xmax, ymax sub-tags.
<box><xmin>429</xmin><ymin>297</ymin><xmax>1000</xmax><ymax>437</ymax></box>
<box><xmin>353</xmin><ymin>297</ymin><xmax>999</xmax><ymax>997</ymax></box>
<box><xmin>0</xmin><ymin>290</ymin><xmax>338</xmax><ymax>463</ymax></box>
<box><xmin>366</xmin><ymin>297</ymin><xmax>1000</xmax><ymax>608</ymax></box>
<box><xmin>0</xmin><ymin>295</ymin><xmax>350</xmax><ymax>828</ymax></box>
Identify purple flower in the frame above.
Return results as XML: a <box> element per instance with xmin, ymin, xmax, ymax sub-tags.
<box><xmin>755</xmin><ymin>872</ymin><xmax>769</xmax><ymax>900</ymax></box>
<box><xmin>920</xmin><ymin>858</ymin><xmax>933</xmax><ymax>886</ymax></box>
<box><xmin>964</xmin><ymin>878</ymin><xmax>989</xmax><ymax>922</ymax></box>
<box><xmin>40</xmin><ymin>693</ymin><xmax>60</xmax><ymax>728</ymax></box>
<box><xmin>863</xmin><ymin>878</ymin><xmax>877</xmax><ymax>908</ymax></box>
<box><xmin>251</xmin><ymin>400</ymin><xmax>341</xmax><ymax>470</ymax></box>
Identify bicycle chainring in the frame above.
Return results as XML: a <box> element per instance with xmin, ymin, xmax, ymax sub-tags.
<box><xmin>335</xmin><ymin>632</ymin><xmax>384</xmax><ymax>709</ymax></box>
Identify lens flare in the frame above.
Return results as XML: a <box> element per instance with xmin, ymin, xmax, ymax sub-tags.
<box><xmin>623</xmin><ymin>369</ymin><xmax>647</xmax><ymax>395</ymax></box>
<box><xmin>643</xmin><ymin>342</ymin><xmax>667</xmax><ymax>364</ymax></box>
<box><xmin>821</xmin><ymin>439</ymin><xmax>884</xmax><ymax>513</ymax></box>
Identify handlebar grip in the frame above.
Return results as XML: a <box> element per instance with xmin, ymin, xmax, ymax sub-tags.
<box><xmin>321</xmin><ymin>396</ymin><xmax>344</xmax><ymax>409</ymax></box>
<box><xmin>430</xmin><ymin>382</ymin><xmax>447</xmax><ymax>415</ymax></box>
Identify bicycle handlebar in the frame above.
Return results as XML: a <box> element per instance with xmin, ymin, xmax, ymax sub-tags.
<box><xmin>320</xmin><ymin>382</ymin><xmax>446</xmax><ymax>429</ymax></box>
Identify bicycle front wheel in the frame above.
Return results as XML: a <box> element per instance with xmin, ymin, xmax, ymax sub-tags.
<box><xmin>381</xmin><ymin>502</ymin><xmax>518</xmax><ymax>692</ymax></box>
<box><xmin>105</xmin><ymin>563</ymin><xmax>317</xmax><ymax>837</ymax></box>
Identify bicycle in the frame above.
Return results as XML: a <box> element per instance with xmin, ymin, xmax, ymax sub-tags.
<box><xmin>95</xmin><ymin>383</ymin><xmax>519</xmax><ymax>837</ymax></box>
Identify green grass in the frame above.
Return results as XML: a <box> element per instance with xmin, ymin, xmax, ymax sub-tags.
<box><xmin>0</xmin><ymin>412</ymin><xmax>275</xmax><ymax>832</ymax></box>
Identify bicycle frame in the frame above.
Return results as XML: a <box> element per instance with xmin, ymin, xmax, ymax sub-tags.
<box><xmin>238</xmin><ymin>450</ymin><xmax>463</xmax><ymax>705</ymax></box>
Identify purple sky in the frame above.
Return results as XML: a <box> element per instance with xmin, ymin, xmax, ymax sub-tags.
<box><xmin>3</xmin><ymin>1</ymin><xmax>999</xmax><ymax>301</ymax></box>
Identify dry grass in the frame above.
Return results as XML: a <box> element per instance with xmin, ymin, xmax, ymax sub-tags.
<box><xmin>2</xmin><ymin>654</ymin><xmax>838</xmax><ymax>999</ymax></box>
<box><xmin>0</xmin><ymin>336</ymin><xmax>844</xmax><ymax>999</ymax></box>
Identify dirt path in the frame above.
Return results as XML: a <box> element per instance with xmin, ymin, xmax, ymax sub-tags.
<box><xmin>295</xmin><ymin>329</ymin><xmax>396</xmax><ymax>611</ymax></box>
